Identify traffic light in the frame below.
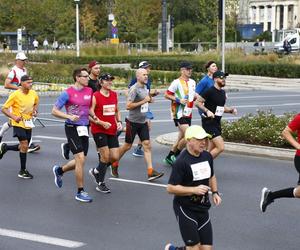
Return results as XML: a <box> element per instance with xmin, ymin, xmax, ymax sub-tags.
<box><xmin>170</xmin><ymin>16</ymin><xmax>175</xmax><ymax>29</ymax></box>
<box><xmin>218</xmin><ymin>0</ymin><xmax>223</xmax><ymax>20</ymax></box>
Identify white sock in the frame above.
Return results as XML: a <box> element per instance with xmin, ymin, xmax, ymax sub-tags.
<box><xmin>28</xmin><ymin>137</ymin><xmax>33</xmax><ymax>147</ymax></box>
<box><xmin>0</xmin><ymin>122</ymin><xmax>11</xmax><ymax>137</ymax></box>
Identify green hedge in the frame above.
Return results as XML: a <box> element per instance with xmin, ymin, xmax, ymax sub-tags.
<box><xmin>222</xmin><ymin>111</ymin><xmax>296</xmax><ymax>148</ymax></box>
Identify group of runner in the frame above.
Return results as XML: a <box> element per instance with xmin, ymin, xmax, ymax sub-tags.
<box><xmin>1</xmin><ymin>53</ymin><xmax>300</xmax><ymax>250</ymax></box>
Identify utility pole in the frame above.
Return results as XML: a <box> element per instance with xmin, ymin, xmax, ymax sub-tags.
<box><xmin>162</xmin><ymin>0</ymin><xmax>167</xmax><ymax>52</ymax></box>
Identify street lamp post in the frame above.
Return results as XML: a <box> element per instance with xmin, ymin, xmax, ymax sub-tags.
<box><xmin>74</xmin><ymin>0</ymin><xmax>80</xmax><ymax>57</ymax></box>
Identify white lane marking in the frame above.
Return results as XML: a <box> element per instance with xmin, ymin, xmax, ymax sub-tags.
<box><xmin>109</xmin><ymin>177</ymin><xmax>167</xmax><ymax>188</ymax></box>
<box><xmin>0</xmin><ymin>140</ymin><xmax>41</xmax><ymax>143</ymax></box>
<box><xmin>0</xmin><ymin>228</ymin><xmax>85</xmax><ymax>248</ymax></box>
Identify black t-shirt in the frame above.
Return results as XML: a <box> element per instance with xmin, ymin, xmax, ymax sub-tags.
<box><xmin>201</xmin><ymin>86</ymin><xmax>226</xmax><ymax>122</ymax></box>
<box><xmin>168</xmin><ymin>149</ymin><xmax>214</xmax><ymax>211</ymax></box>
<box><xmin>88</xmin><ymin>78</ymin><xmax>100</xmax><ymax>93</ymax></box>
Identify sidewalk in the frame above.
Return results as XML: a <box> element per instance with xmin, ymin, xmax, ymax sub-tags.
<box><xmin>156</xmin><ymin>132</ymin><xmax>295</xmax><ymax>161</ymax></box>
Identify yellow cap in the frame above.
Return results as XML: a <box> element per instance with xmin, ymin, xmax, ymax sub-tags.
<box><xmin>185</xmin><ymin>125</ymin><xmax>211</xmax><ymax>140</ymax></box>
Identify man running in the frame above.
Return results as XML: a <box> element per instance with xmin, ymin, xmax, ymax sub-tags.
<box><xmin>61</xmin><ymin>60</ymin><xmax>101</xmax><ymax>160</ymax></box>
<box><xmin>112</xmin><ymin>68</ymin><xmax>164</xmax><ymax>181</ymax></box>
<box><xmin>52</xmin><ymin>68</ymin><xmax>93</xmax><ymax>203</ymax></box>
<box><xmin>88</xmin><ymin>73</ymin><xmax>122</xmax><ymax>193</ymax></box>
<box><xmin>260</xmin><ymin>113</ymin><xmax>300</xmax><ymax>212</ymax></box>
<box><xmin>164</xmin><ymin>61</ymin><xmax>196</xmax><ymax>165</ymax></box>
<box><xmin>0</xmin><ymin>75</ymin><xmax>39</xmax><ymax>179</ymax></box>
<box><xmin>0</xmin><ymin>52</ymin><xmax>40</xmax><ymax>153</ymax></box>
<box><xmin>196</xmin><ymin>71</ymin><xmax>237</xmax><ymax>159</ymax></box>
<box><xmin>165</xmin><ymin>125</ymin><xmax>221</xmax><ymax>250</ymax></box>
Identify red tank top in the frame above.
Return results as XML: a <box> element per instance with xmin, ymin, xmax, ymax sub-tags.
<box><xmin>91</xmin><ymin>90</ymin><xmax>118</xmax><ymax>135</ymax></box>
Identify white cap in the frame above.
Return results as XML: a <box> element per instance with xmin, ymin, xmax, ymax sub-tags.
<box><xmin>16</xmin><ymin>52</ymin><xmax>28</xmax><ymax>60</ymax></box>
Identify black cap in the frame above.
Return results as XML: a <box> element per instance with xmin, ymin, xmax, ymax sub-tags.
<box><xmin>20</xmin><ymin>75</ymin><xmax>33</xmax><ymax>82</ymax></box>
<box><xmin>213</xmin><ymin>71</ymin><xmax>229</xmax><ymax>79</ymax></box>
<box><xmin>100</xmin><ymin>73</ymin><xmax>115</xmax><ymax>81</ymax></box>
<box><xmin>179</xmin><ymin>61</ymin><xmax>192</xmax><ymax>69</ymax></box>
<box><xmin>138</xmin><ymin>61</ymin><xmax>151</xmax><ymax>69</ymax></box>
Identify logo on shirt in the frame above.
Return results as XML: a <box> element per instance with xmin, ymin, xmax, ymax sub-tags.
<box><xmin>84</xmin><ymin>95</ymin><xmax>91</xmax><ymax>100</ymax></box>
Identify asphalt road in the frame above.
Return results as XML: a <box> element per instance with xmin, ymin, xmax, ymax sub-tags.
<box><xmin>0</xmin><ymin>88</ymin><xmax>300</xmax><ymax>249</ymax></box>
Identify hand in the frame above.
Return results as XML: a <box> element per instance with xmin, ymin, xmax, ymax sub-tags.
<box><xmin>144</xmin><ymin>96</ymin><xmax>151</xmax><ymax>103</ymax></box>
<box><xmin>212</xmin><ymin>193</ymin><xmax>222</xmax><ymax>206</ymax></box>
<box><xmin>152</xmin><ymin>90</ymin><xmax>160</xmax><ymax>97</ymax></box>
<box><xmin>149</xmin><ymin>96</ymin><xmax>154</xmax><ymax>103</ymax></box>
<box><xmin>180</xmin><ymin>99</ymin><xmax>188</xmax><ymax>105</ymax></box>
<box><xmin>68</xmin><ymin>114</ymin><xmax>80</xmax><ymax>122</ymax></box>
<box><xmin>14</xmin><ymin>116</ymin><xmax>22</xmax><ymax>123</ymax></box>
<box><xmin>32</xmin><ymin>109</ymin><xmax>38</xmax><ymax>117</ymax></box>
<box><xmin>193</xmin><ymin>185</ymin><xmax>210</xmax><ymax>195</ymax></box>
<box><xmin>117</xmin><ymin>121</ymin><xmax>123</xmax><ymax>131</ymax></box>
<box><xmin>206</xmin><ymin>110</ymin><xmax>215</xmax><ymax>118</ymax></box>
<box><xmin>101</xmin><ymin>121</ymin><xmax>111</xmax><ymax>130</ymax></box>
<box><xmin>231</xmin><ymin>108</ymin><xmax>237</xmax><ymax>115</ymax></box>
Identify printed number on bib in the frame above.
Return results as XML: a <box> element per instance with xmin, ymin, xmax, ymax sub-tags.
<box><xmin>103</xmin><ymin>104</ymin><xmax>115</xmax><ymax>116</ymax></box>
<box><xmin>76</xmin><ymin>126</ymin><xmax>89</xmax><ymax>137</ymax></box>
<box><xmin>141</xmin><ymin>102</ymin><xmax>149</xmax><ymax>113</ymax></box>
<box><xmin>183</xmin><ymin>106</ymin><xmax>192</xmax><ymax>116</ymax></box>
<box><xmin>190</xmin><ymin>161</ymin><xmax>211</xmax><ymax>181</ymax></box>
<box><xmin>24</xmin><ymin>119</ymin><xmax>35</xmax><ymax>128</ymax></box>
<box><xmin>215</xmin><ymin>106</ymin><xmax>224</xmax><ymax>116</ymax></box>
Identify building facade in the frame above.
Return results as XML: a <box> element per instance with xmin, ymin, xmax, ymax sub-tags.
<box><xmin>248</xmin><ymin>0</ymin><xmax>300</xmax><ymax>31</ymax></box>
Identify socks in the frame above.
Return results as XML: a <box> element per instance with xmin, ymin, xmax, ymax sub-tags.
<box><xmin>269</xmin><ymin>187</ymin><xmax>295</xmax><ymax>200</ymax></box>
<box><xmin>77</xmin><ymin>187</ymin><xmax>84</xmax><ymax>193</ymax></box>
<box><xmin>19</xmin><ymin>152</ymin><xmax>27</xmax><ymax>170</ymax></box>
<box><xmin>147</xmin><ymin>167</ymin><xmax>153</xmax><ymax>175</ymax></box>
<box><xmin>0</xmin><ymin>122</ymin><xmax>11</xmax><ymax>137</ymax></box>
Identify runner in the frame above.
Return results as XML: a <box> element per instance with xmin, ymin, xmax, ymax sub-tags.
<box><xmin>0</xmin><ymin>75</ymin><xmax>39</xmax><ymax>179</ymax></box>
<box><xmin>260</xmin><ymin>113</ymin><xmax>300</xmax><ymax>212</ymax></box>
<box><xmin>0</xmin><ymin>52</ymin><xmax>40</xmax><ymax>153</ymax></box>
<box><xmin>196</xmin><ymin>71</ymin><xmax>237</xmax><ymax>159</ymax></box>
<box><xmin>60</xmin><ymin>60</ymin><xmax>101</xmax><ymax>160</ymax></box>
<box><xmin>165</xmin><ymin>125</ymin><xmax>221</xmax><ymax>250</ymax></box>
<box><xmin>164</xmin><ymin>61</ymin><xmax>196</xmax><ymax>165</ymax></box>
<box><xmin>51</xmin><ymin>68</ymin><xmax>93</xmax><ymax>203</ymax></box>
<box><xmin>88</xmin><ymin>73</ymin><xmax>122</xmax><ymax>193</ymax></box>
<box><xmin>128</xmin><ymin>61</ymin><xmax>159</xmax><ymax>157</ymax></box>
<box><xmin>112</xmin><ymin>68</ymin><xmax>164</xmax><ymax>181</ymax></box>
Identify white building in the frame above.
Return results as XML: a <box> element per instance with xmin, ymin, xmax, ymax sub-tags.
<box><xmin>246</xmin><ymin>0</ymin><xmax>300</xmax><ymax>31</ymax></box>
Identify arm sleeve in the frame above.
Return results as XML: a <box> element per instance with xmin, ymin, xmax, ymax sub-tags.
<box><xmin>168</xmin><ymin>159</ymin><xmax>185</xmax><ymax>185</ymax></box>
<box><xmin>195</xmin><ymin>78</ymin><xmax>206</xmax><ymax>95</ymax></box>
<box><xmin>2</xmin><ymin>92</ymin><xmax>16</xmax><ymax>109</ymax></box>
<box><xmin>127</xmin><ymin>87</ymin><xmax>137</xmax><ymax>102</ymax></box>
<box><xmin>54</xmin><ymin>91</ymin><xmax>69</xmax><ymax>110</ymax></box>
<box><xmin>6</xmin><ymin>70</ymin><xmax>15</xmax><ymax>80</ymax></box>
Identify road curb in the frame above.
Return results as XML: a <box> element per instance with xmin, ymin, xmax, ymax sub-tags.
<box><xmin>155</xmin><ymin>132</ymin><xmax>295</xmax><ymax>161</ymax></box>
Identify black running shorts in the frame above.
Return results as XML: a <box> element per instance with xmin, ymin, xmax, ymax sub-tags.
<box><xmin>125</xmin><ymin>118</ymin><xmax>149</xmax><ymax>144</ymax></box>
<box><xmin>173</xmin><ymin>202</ymin><xmax>213</xmax><ymax>246</ymax></box>
<box><xmin>173</xmin><ymin>117</ymin><xmax>191</xmax><ymax>127</ymax></box>
<box><xmin>93</xmin><ymin>133</ymin><xmax>119</xmax><ymax>149</ymax></box>
<box><xmin>13</xmin><ymin>126</ymin><xmax>32</xmax><ymax>142</ymax></box>
<box><xmin>201</xmin><ymin>119</ymin><xmax>222</xmax><ymax>138</ymax></box>
<box><xmin>64</xmin><ymin>124</ymin><xmax>89</xmax><ymax>156</ymax></box>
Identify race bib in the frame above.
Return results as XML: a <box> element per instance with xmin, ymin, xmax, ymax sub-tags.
<box><xmin>76</xmin><ymin>126</ymin><xmax>89</xmax><ymax>137</ymax></box>
<box><xmin>141</xmin><ymin>102</ymin><xmax>149</xmax><ymax>113</ymax></box>
<box><xmin>190</xmin><ymin>161</ymin><xmax>211</xmax><ymax>181</ymax></box>
<box><xmin>103</xmin><ymin>104</ymin><xmax>116</xmax><ymax>116</ymax></box>
<box><xmin>24</xmin><ymin>119</ymin><xmax>35</xmax><ymax>128</ymax></box>
<box><xmin>215</xmin><ymin>106</ymin><xmax>224</xmax><ymax>116</ymax></box>
<box><xmin>183</xmin><ymin>106</ymin><xmax>192</xmax><ymax>116</ymax></box>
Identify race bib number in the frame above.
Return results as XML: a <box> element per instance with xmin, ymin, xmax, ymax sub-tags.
<box><xmin>183</xmin><ymin>106</ymin><xmax>192</xmax><ymax>116</ymax></box>
<box><xmin>215</xmin><ymin>106</ymin><xmax>224</xmax><ymax>116</ymax></box>
<box><xmin>24</xmin><ymin>119</ymin><xmax>35</xmax><ymax>128</ymax></box>
<box><xmin>141</xmin><ymin>102</ymin><xmax>149</xmax><ymax>113</ymax></box>
<box><xmin>76</xmin><ymin>126</ymin><xmax>89</xmax><ymax>137</ymax></box>
<box><xmin>103</xmin><ymin>104</ymin><xmax>116</xmax><ymax>116</ymax></box>
<box><xmin>190</xmin><ymin>161</ymin><xmax>211</xmax><ymax>181</ymax></box>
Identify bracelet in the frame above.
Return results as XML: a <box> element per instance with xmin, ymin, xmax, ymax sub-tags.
<box><xmin>212</xmin><ymin>191</ymin><xmax>219</xmax><ymax>195</ymax></box>
<box><xmin>175</xmin><ymin>97</ymin><xmax>181</xmax><ymax>104</ymax></box>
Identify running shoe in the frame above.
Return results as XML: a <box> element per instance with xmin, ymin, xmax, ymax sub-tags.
<box><xmin>75</xmin><ymin>191</ymin><xmax>93</xmax><ymax>203</ymax></box>
<box><xmin>61</xmin><ymin>142</ymin><xmax>70</xmax><ymax>160</ymax></box>
<box><xmin>27</xmin><ymin>143</ymin><xmax>41</xmax><ymax>153</ymax></box>
<box><xmin>52</xmin><ymin>165</ymin><xmax>63</xmax><ymax>188</ymax></box>
<box><xmin>96</xmin><ymin>182</ymin><xmax>111</xmax><ymax>193</ymax></box>
<box><xmin>0</xmin><ymin>143</ymin><xmax>7</xmax><ymax>160</ymax></box>
<box><xmin>260</xmin><ymin>187</ymin><xmax>274</xmax><ymax>213</ymax></box>
<box><xmin>165</xmin><ymin>243</ymin><xmax>184</xmax><ymax>250</ymax></box>
<box><xmin>148</xmin><ymin>169</ymin><xmax>164</xmax><ymax>181</ymax></box>
<box><xmin>110</xmin><ymin>165</ymin><xmax>119</xmax><ymax>178</ymax></box>
<box><xmin>163</xmin><ymin>155</ymin><xmax>173</xmax><ymax>166</ymax></box>
<box><xmin>132</xmin><ymin>145</ymin><xmax>144</xmax><ymax>157</ymax></box>
<box><xmin>18</xmin><ymin>169</ymin><xmax>33</xmax><ymax>179</ymax></box>
<box><xmin>89</xmin><ymin>168</ymin><xmax>100</xmax><ymax>185</ymax></box>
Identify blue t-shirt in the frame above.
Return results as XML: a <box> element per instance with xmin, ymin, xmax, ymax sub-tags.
<box><xmin>195</xmin><ymin>75</ymin><xmax>214</xmax><ymax>116</ymax></box>
<box><xmin>128</xmin><ymin>77</ymin><xmax>153</xmax><ymax>119</ymax></box>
